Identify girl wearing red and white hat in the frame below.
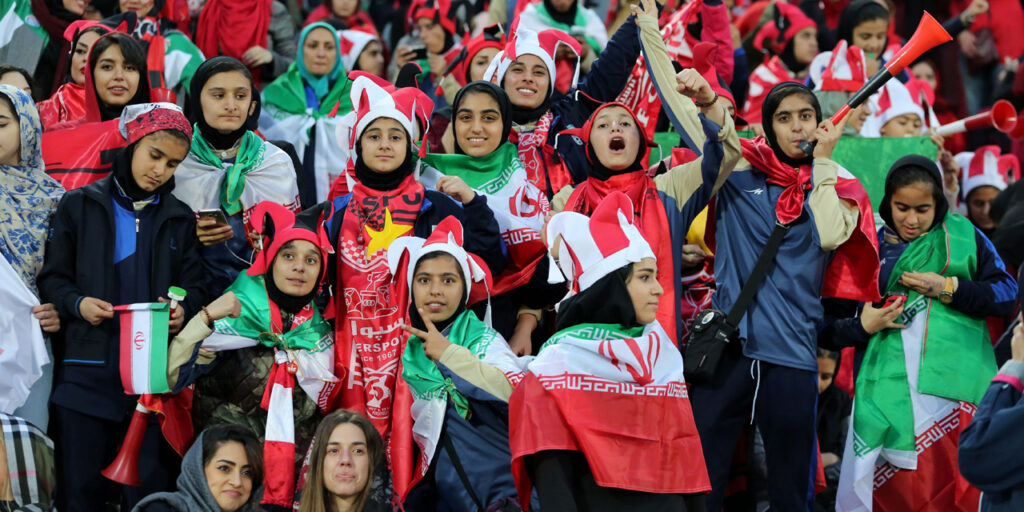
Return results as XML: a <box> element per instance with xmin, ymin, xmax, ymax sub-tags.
<box><xmin>510</xmin><ymin>192</ymin><xmax>709</xmax><ymax>510</ymax></box>
<box><xmin>314</xmin><ymin>76</ymin><xmax>505</xmax><ymax>501</ymax></box>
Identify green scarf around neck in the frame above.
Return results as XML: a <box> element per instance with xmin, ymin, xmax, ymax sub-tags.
<box><xmin>852</xmin><ymin>213</ymin><xmax>994</xmax><ymax>456</ymax></box>
<box><xmin>190</xmin><ymin>128</ymin><xmax>266</xmax><ymax>215</ymax></box>
<box><xmin>262</xmin><ymin>62</ymin><xmax>354</xmax><ymax>117</ymax></box>
<box><xmin>402</xmin><ymin>310</ymin><xmax>495</xmax><ymax>419</ymax></box>
<box><xmin>420</xmin><ymin>142</ymin><xmax>522</xmax><ymax>194</ymax></box>
<box><xmin>213</xmin><ymin>271</ymin><xmax>331</xmax><ymax>352</ymax></box>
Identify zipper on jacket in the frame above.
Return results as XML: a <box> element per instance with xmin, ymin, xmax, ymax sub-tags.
<box><xmin>135</xmin><ymin>215</ymin><xmax>140</xmax><ymax>233</ymax></box>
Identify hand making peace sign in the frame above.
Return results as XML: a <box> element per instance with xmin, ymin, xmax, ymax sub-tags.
<box><xmin>402</xmin><ymin>308</ymin><xmax>454</xmax><ymax>361</ymax></box>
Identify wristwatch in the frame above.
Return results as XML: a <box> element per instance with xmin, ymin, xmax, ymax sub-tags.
<box><xmin>938</xmin><ymin>277</ymin><xmax>956</xmax><ymax>305</ymax></box>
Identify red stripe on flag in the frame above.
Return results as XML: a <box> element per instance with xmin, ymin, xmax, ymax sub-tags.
<box><xmin>263</xmin><ymin>440</ymin><xmax>294</xmax><ymax>506</ymax></box>
<box><xmin>119</xmin><ymin>310</ymin><xmax>134</xmax><ymax>395</ymax></box>
<box><xmin>872</xmin><ymin>405</ymin><xmax>980</xmax><ymax>511</ymax></box>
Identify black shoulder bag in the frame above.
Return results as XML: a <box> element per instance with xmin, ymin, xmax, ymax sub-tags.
<box><xmin>684</xmin><ymin>222</ymin><xmax>790</xmax><ymax>384</ymax></box>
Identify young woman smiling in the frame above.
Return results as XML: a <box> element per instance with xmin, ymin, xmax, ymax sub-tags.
<box><xmin>133</xmin><ymin>424</ymin><xmax>263</xmax><ymax>512</ymax></box>
<box><xmin>391</xmin><ymin>217</ymin><xmax>527</xmax><ymax>511</ymax></box>
<box><xmin>420</xmin><ymin>81</ymin><xmax>561</xmax><ymax>354</ymax></box>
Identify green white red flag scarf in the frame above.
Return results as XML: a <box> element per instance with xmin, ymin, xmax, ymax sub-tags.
<box><xmin>420</xmin><ymin>142</ymin><xmax>549</xmax><ymax>295</ymax></box>
<box><xmin>836</xmin><ymin>214</ymin><xmax>994</xmax><ymax>511</ymax></box>
<box><xmin>509</xmin><ymin>321</ymin><xmax>708</xmax><ymax>508</ymax></box>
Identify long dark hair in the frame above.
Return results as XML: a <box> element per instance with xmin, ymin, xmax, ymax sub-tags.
<box><xmin>299</xmin><ymin>410</ymin><xmax>383</xmax><ymax>512</ymax></box>
<box><xmin>87</xmin><ymin>32</ymin><xmax>150</xmax><ymax>120</ymax></box>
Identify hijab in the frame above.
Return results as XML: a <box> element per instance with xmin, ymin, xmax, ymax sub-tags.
<box><xmin>186</xmin><ymin>56</ymin><xmax>261</xmax><ymax>150</ymax></box>
<box><xmin>353</xmin><ymin>116</ymin><xmax>416</xmax><ymax>191</ymax></box>
<box><xmin>0</xmin><ymin>85</ymin><xmax>64</xmax><ymax>293</ymax></box>
<box><xmin>111</xmin><ymin>141</ymin><xmax>176</xmax><ymax>201</ymax></box>
<box><xmin>761</xmin><ymin>82</ymin><xmax>821</xmax><ymax>168</ymax></box>
<box><xmin>878</xmin><ymin>154</ymin><xmax>948</xmax><ymax>237</ymax></box>
<box><xmin>543</xmin><ymin>0</ymin><xmax>578</xmax><ymax>26</ymax></box>
<box><xmin>837</xmin><ymin>0</ymin><xmax>890</xmax><ymax>59</ymax></box>
<box><xmin>451</xmin><ymin>81</ymin><xmax>511</xmax><ymax>155</ymax></box>
<box><xmin>297</xmin><ymin>23</ymin><xmax>344</xmax><ymax>102</ymax></box>
<box><xmin>555</xmin><ymin>265</ymin><xmax>638</xmax><ymax>332</ymax></box>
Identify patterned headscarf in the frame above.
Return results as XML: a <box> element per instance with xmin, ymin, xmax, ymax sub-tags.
<box><xmin>0</xmin><ymin>85</ymin><xmax>64</xmax><ymax>294</ymax></box>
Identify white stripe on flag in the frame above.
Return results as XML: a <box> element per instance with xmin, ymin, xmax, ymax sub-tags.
<box><xmin>130</xmin><ymin>309</ymin><xmax>153</xmax><ymax>395</ymax></box>
<box><xmin>0</xmin><ymin>5</ymin><xmax>24</xmax><ymax>48</ymax></box>
<box><xmin>265</xmin><ymin>382</ymin><xmax>294</xmax><ymax>444</ymax></box>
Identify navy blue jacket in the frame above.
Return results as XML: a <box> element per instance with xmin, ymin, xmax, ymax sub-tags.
<box><xmin>960</xmin><ymin>360</ymin><xmax>1024</xmax><ymax>512</ymax></box>
<box><xmin>38</xmin><ymin>175</ymin><xmax>206</xmax><ymax>421</ymax></box>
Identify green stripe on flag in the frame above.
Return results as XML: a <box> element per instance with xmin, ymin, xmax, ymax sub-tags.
<box><xmin>148</xmin><ymin>306</ymin><xmax>170</xmax><ymax>394</ymax></box>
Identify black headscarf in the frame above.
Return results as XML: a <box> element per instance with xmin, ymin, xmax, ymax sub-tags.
<box><xmin>761</xmin><ymin>82</ymin><xmax>821</xmax><ymax>168</ymax></box>
<box><xmin>543</xmin><ymin>0</ymin><xmax>578</xmax><ymax>25</ymax></box>
<box><xmin>779</xmin><ymin>39</ymin><xmax>806</xmax><ymax>76</ymax></box>
<box><xmin>186</xmin><ymin>56</ymin><xmax>261</xmax><ymax>150</ymax></box>
<box><xmin>878</xmin><ymin>154</ymin><xmax>948</xmax><ymax>238</ymax></box>
<box><xmin>555</xmin><ymin>266</ymin><xmax>638</xmax><ymax>332</ymax></box>
<box><xmin>262</xmin><ymin>214</ymin><xmax>327</xmax><ymax>316</ymax></box>
<box><xmin>111</xmin><ymin>142</ymin><xmax>176</xmax><ymax>201</ymax></box>
<box><xmin>503</xmin><ymin>69</ymin><xmax>552</xmax><ymax>125</ymax></box>
<box><xmin>406</xmin><ymin>253</ymin><xmax>469</xmax><ymax>333</ymax></box>
<box><xmin>585</xmin><ymin>105</ymin><xmax>648</xmax><ymax>181</ymax></box>
<box><xmin>353</xmin><ymin>124</ymin><xmax>415</xmax><ymax>191</ymax></box>
<box><xmin>451</xmin><ymin>81</ymin><xmax>512</xmax><ymax>155</ymax></box>
<box><xmin>836</xmin><ymin>0</ymin><xmax>890</xmax><ymax>57</ymax></box>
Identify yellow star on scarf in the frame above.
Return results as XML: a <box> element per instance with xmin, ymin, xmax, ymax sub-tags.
<box><xmin>364</xmin><ymin>209</ymin><xmax>412</xmax><ymax>257</ymax></box>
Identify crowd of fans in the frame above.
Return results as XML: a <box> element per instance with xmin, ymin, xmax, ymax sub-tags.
<box><xmin>1</xmin><ymin>0</ymin><xmax>1023</xmax><ymax>511</ymax></box>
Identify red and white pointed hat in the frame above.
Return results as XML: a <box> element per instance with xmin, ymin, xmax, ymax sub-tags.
<box><xmin>545</xmin><ymin>191</ymin><xmax>655</xmax><ymax>293</ymax></box>
<box><xmin>388</xmin><ymin>216</ymin><xmax>493</xmax><ymax>322</ymax></box>
<box><xmin>341</xmin><ymin>74</ymin><xmax>434</xmax><ymax>157</ymax></box>
<box><xmin>810</xmin><ymin>40</ymin><xmax>867</xmax><ymax>93</ymax></box>
<box><xmin>752</xmin><ymin>2</ymin><xmax>815</xmax><ymax>55</ymax></box>
<box><xmin>483</xmin><ymin>27</ymin><xmax>582</xmax><ymax>95</ymax></box>
<box><xmin>246</xmin><ymin>201</ymin><xmax>333</xmax><ymax>277</ymax></box>
<box><xmin>963</xmin><ymin>145</ymin><xmax>1009</xmax><ymax>198</ymax></box>
<box><xmin>338</xmin><ymin>29</ymin><xmax>379</xmax><ymax>74</ymax></box>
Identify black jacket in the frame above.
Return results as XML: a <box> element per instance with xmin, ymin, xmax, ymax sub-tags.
<box><xmin>38</xmin><ymin>175</ymin><xmax>207</xmax><ymax>366</ymax></box>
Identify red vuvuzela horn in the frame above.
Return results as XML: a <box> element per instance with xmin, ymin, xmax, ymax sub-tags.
<box><xmin>101</xmin><ymin>403</ymin><xmax>149</xmax><ymax>486</ymax></box>
<box><xmin>1008</xmin><ymin>109</ymin><xmax>1024</xmax><ymax>140</ymax></box>
<box><xmin>935</xmin><ymin>99</ymin><xmax>1018</xmax><ymax>136</ymax></box>
<box><xmin>800</xmin><ymin>12</ymin><xmax>952</xmax><ymax>154</ymax></box>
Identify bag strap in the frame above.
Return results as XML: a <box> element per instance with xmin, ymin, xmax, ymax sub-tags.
<box><xmin>725</xmin><ymin>222</ymin><xmax>791</xmax><ymax>327</ymax></box>
<box><xmin>441</xmin><ymin>432</ymin><xmax>486</xmax><ymax>512</ymax></box>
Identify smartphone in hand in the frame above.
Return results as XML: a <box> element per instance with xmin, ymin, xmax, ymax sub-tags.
<box><xmin>198</xmin><ymin>208</ymin><xmax>228</xmax><ymax>227</ymax></box>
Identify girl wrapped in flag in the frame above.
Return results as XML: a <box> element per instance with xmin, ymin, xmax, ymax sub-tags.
<box><xmin>390</xmin><ymin>216</ymin><xmax>527</xmax><ymax>511</ymax></box>
<box><xmin>836</xmin><ymin>155</ymin><xmax>1018</xmax><ymax>511</ymax></box>
<box><xmin>166</xmin><ymin>200</ymin><xmax>351</xmax><ymax>508</ymax></box>
<box><xmin>509</xmin><ymin>192</ymin><xmax>709</xmax><ymax>511</ymax></box>
<box><xmin>37</xmin><ymin>102</ymin><xmax>205</xmax><ymax>510</ymax></box>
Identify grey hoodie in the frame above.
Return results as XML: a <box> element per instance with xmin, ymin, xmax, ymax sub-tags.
<box><xmin>131</xmin><ymin>430</ymin><xmax>260</xmax><ymax>512</ymax></box>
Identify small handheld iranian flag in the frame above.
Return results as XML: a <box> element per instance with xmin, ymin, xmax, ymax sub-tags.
<box><xmin>115</xmin><ymin>302</ymin><xmax>171</xmax><ymax>395</ymax></box>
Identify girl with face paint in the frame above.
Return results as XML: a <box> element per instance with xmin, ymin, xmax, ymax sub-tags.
<box><xmin>830</xmin><ymin>155</ymin><xmax>1017</xmax><ymax>510</ymax></box>
<box><xmin>172</xmin><ymin>57</ymin><xmax>300</xmax><ymax>298</ymax></box>
<box><xmin>260</xmin><ymin>23</ymin><xmax>355</xmax><ymax>205</ymax></box>
<box><xmin>686</xmin><ymin>81</ymin><xmax>883</xmax><ymax>512</ymax></box>
<box><xmin>419</xmin><ymin>82</ymin><xmax>561</xmax><ymax>355</ymax></box>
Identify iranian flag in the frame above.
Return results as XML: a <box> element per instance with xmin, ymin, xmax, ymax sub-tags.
<box><xmin>116</xmin><ymin>302</ymin><xmax>171</xmax><ymax>395</ymax></box>
<box><xmin>0</xmin><ymin>0</ymin><xmax>49</xmax><ymax>74</ymax></box>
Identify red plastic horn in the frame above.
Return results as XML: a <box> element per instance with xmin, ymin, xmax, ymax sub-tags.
<box><xmin>935</xmin><ymin>100</ymin><xmax>1018</xmax><ymax>136</ymax></box>
<box><xmin>800</xmin><ymin>11</ymin><xmax>952</xmax><ymax>154</ymax></box>
<box><xmin>101</xmin><ymin>403</ymin><xmax>149</xmax><ymax>486</ymax></box>
<box><xmin>1009</xmin><ymin>109</ymin><xmax>1024</xmax><ymax>140</ymax></box>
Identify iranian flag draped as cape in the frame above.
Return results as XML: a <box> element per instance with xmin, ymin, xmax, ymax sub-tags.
<box><xmin>509</xmin><ymin>321</ymin><xmax>708</xmax><ymax>509</ymax></box>
<box><xmin>259</xmin><ymin>62</ymin><xmax>353</xmax><ymax>203</ymax></box>
<box><xmin>836</xmin><ymin>214</ymin><xmax>994</xmax><ymax>511</ymax></box>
